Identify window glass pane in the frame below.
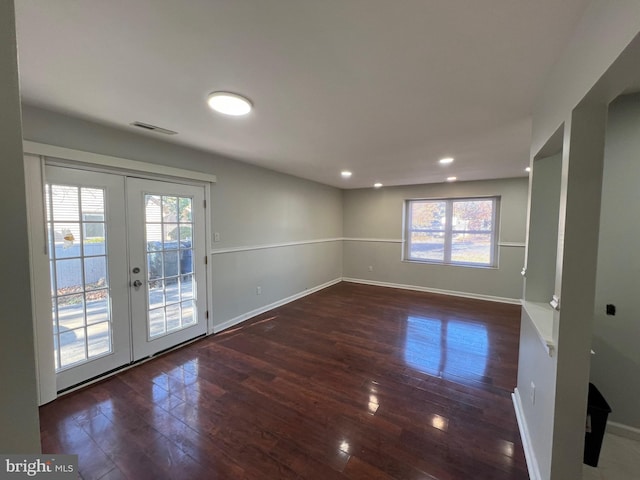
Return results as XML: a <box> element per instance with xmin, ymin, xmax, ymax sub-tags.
<box><xmin>452</xmin><ymin>200</ymin><xmax>493</xmax><ymax>231</ymax></box>
<box><xmin>411</xmin><ymin>201</ymin><xmax>446</xmax><ymax>230</ymax></box>
<box><xmin>410</xmin><ymin>232</ymin><xmax>444</xmax><ymax>262</ymax></box>
<box><xmin>451</xmin><ymin>233</ymin><xmax>492</xmax><ymax>265</ymax></box>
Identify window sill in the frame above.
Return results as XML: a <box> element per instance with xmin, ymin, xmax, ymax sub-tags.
<box><xmin>522</xmin><ymin>300</ymin><xmax>556</xmax><ymax>357</ymax></box>
<box><xmin>402</xmin><ymin>259</ymin><xmax>498</xmax><ymax>270</ymax></box>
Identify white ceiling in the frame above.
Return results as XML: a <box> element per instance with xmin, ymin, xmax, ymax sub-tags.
<box><xmin>15</xmin><ymin>0</ymin><xmax>589</xmax><ymax>189</ymax></box>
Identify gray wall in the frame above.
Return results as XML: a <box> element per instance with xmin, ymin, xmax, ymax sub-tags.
<box><xmin>21</xmin><ymin>105</ymin><xmax>343</xmax><ymax>330</ymax></box>
<box><xmin>342</xmin><ymin>178</ymin><xmax>528</xmax><ymax>301</ymax></box>
<box><xmin>592</xmin><ymin>93</ymin><xmax>640</xmax><ymax>429</ymax></box>
<box><xmin>524</xmin><ymin>153</ymin><xmax>562</xmax><ymax>303</ymax></box>
<box><xmin>0</xmin><ymin>0</ymin><xmax>41</xmax><ymax>452</ymax></box>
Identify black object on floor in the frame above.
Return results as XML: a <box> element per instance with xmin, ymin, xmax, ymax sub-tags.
<box><xmin>584</xmin><ymin>382</ymin><xmax>612</xmax><ymax>467</ymax></box>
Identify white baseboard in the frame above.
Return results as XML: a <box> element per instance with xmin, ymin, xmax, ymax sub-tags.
<box><xmin>212</xmin><ymin>278</ymin><xmax>342</xmax><ymax>333</ymax></box>
<box><xmin>607</xmin><ymin>421</ymin><xmax>640</xmax><ymax>441</ymax></box>
<box><xmin>512</xmin><ymin>388</ymin><xmax>542</xmax><ymax>480</ymax></box>
<box><xmin>342</xmin><ymin>277</ymin><xmax>520</xmax><ymax>305</ymax></box>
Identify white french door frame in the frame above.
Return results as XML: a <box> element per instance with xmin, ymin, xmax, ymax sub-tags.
<box><xmin>24</xmin><ymin>142</ymin><xmax>215</xmax><ymax>405</ymax></box>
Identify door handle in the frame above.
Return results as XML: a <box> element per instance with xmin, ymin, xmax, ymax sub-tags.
<box><xmin>132</xmin><ymin>280</ymin><xmax>142</xmax><ymax>288</ymax></box>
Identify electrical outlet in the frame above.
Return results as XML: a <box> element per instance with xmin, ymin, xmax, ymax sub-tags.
<box><xmin>256</xmin><ymin>286</ymin><xmax>262</xmax><ymax>295</ymax></box>
<box><xmin>530</xmin><ymin>381</ymin><xmax>536</xmax><ymax>405</ymax></box>
<box><xmin>368</xmin><ymin>265</ymin><xmax>374</xmax><ymax>272</ymax></box>
<box><xmin>214</xmin><ymin>232</ymin><xmax>220</xmax><ymax>242</ymax></box>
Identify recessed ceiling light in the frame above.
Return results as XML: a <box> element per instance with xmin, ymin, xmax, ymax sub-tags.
<box><xmin>373</xmin><ymin>183</ymin><xmax>383</xmax><ymax>188</ymax></box>
<box><xmin>341</xmin><ymin>171</ymin><xmax>352</xmax><ymax>178</ymax></box>
<box><xmin>446</xmin><ymin>176</ymin><xmax>457</xmax><ymax>182</ymax></box>
<box><xmin>439</xmin><ymin>157</ymin><xmax>454</xmax><ymax>165</ymax></box>
<box><xmin>207</xmin><ymin>91</ymin><xmax>252</xmax><ymax>116</ymax></box>
<box><xmin>525</xmin><ymin>166</ymin><xmax>531</xmax><ymax>172</ymax></box>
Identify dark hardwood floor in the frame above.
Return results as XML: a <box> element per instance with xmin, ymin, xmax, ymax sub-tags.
<box><xmin>40</xmin><ymin>282</ymin><xmax>528</xmax><ymax>479</ymax></box>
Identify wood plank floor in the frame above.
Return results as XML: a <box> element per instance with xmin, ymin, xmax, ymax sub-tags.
<box><xmin>40</xmin><ymin>282</ymin><xmax>529</xmax><ymax>479</ymax></box>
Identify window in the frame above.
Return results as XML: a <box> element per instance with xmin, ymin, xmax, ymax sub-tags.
<box><xmin>405</xmin><ymin>197</ymin><xmax>499</xmax><ymax>267</ymax></box>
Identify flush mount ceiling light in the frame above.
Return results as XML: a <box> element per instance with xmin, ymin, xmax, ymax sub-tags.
<box><xmin>207</xmin><ymin>91</ymin><xmax>252</xmax><ymax>116</ymax></box>
<box><xmin>446</xmin><ymin>176</ymin><xmax>457</xmax><ymax>182</ymax></box>
<box><xmin>439</xmin><ymin>157</ymin><xmax>454</xmax><ymax>165</ymax></box>
<box><xmin>341</xmin><ymin>170</ymin><xmax>352</xmax><ymax>178</ymax></box>
<box><xmin>373</xmin><ymin>183</ymin><xmax>383</xmax><ymax>188</ymax></box>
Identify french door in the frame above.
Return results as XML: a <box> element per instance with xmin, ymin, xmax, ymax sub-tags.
<box><xmin>45</xmin><ymin>166</ymin><xmax>207</xmax><ymax>390</ymax></box>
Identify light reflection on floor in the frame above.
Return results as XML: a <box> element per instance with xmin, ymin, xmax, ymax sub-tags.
<box><xmin>404</xmin><ymin>315</ymin><xmax>489</xmax><ymax>385</ymax></box>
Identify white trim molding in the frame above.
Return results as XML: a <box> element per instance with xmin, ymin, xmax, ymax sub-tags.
<box><xmin>213</xmin><ymin>278</ymin><xmax>342</xmax><ymax>333</ymax></box>
<box><xmin>607</xmin><ymin>421</ymin><xmax>640</xmax><ymax>442</ymax></box>
<box><xmin>343</xmin><ymin>237</ymin><xmax>523</xmax><ymax>247</ymax></box>
<box><xmin>498</xmin><ymin>242</ymin><xmax>526</xmax><ymax>247</ymax></box>
<box><xmin>211</xmin><ymin>237</ymin><xmax>343</xmax><ymax>255</ymax></box>
<box><xmin>23</xmin><ymin>140</ymin><xmax>217</xmax><ymax>183</ymax></box>
<box><xmin>512</xmin><ymin>388</ymin><xmax>542</xmax><ymax>480</ymax></box>
<box><xmin>342</xmin><ymin>277</ymin><xmax>521</xmax><ymax>305</ymax></box>
<box><xmin>343</xmin><ymin>237</ymin><xmax>403</xmax><ymax>243</ymax></box>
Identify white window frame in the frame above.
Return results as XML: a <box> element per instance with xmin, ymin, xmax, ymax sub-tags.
<box><xmin>404</xmin><ymin>196</ymin><xmax>500</xmax><ymax>267</ymax></box>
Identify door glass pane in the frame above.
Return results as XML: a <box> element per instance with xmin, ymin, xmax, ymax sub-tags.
<box><xmin>84</xmin><ymin>256</ymin><xmax>107</xmax><ymax>290</ymax></box>
<box><xmin>149</xmin><ymin>280</ymin><xmax>164</xmax><ymax>309</ymax></box>
<box><xmin>60</xmin><ymin>327</ymin><xmax>86</xmax><ymax>368</ymax></box>
<box><xmin>149</xmin><ymin>308</ymin><xmax>166</xmax><ymax>337</ymax></box>
<box><xmin>86</xmin><ymin>289</ymin><xmax>109</xmax><ymax>325</ymax></box>
<box><xmin>87</xmin><ymin>322</ymin><xmax>111</xmax><ymax>358</ymax></box>
<box><xmin>52</xmin><ymin>223</ymin><xmax>82</xmax><ymax>259</ymax></box>
<box><xmin>166</xmin><ymin>304</ymin><xmax>181</xmax><ymax>332</ymax></box>
<box><xmin>51</xmin><ymin>185</ymin><xmax>80</xmax><ymax>221</ymax></box>
<box><xmin>180</xmin><ymin>275</ymin><xmax>193</xmax><ymax>300</ymax></box>
<box><xmin>144</xmin><ymin>193</ymin><xmax>198</xmax><ymax>339</ymax></box>
<box><xmin>48</xmin><ymin>184</ymin><xmax>113</xmax><ymax>371</ymax></box>
<box><xmin>182</xmin><ymin>301</ymin><xmax>195</xmax><ymax>326</ymax></box>
<box><xmin>162</xmin><ymin>196</ymin><xmax>178</xmax><ymax>222</ymax></box>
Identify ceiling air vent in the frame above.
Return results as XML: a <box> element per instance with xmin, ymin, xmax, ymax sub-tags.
<box><xmin>130</xmin><ymin>121</ymin><xmax>177</xmax><ymax>135</ymax></box>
